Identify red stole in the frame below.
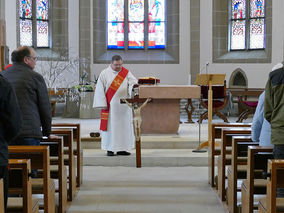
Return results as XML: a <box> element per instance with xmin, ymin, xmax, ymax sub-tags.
<box><xmin>100</xmin><ymin>67</ymin><xmax>129</xmax><ymax>131</ymax></box>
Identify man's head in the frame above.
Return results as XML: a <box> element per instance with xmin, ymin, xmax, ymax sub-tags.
<box><xmin>110</xmin><ymin>55</ymin><xmax>123</xmax><ymax>72</ymax></box>
<box><xmin>11</xmin><ymin>46</ymin><xmax>37</xmax><ymax>69</ymax></box>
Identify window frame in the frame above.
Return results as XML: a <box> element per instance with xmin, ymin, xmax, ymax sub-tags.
<box><xmin>18</xmin><ymin>0</ymin><xmax>51</xmax><ymax>49</ymax></box>
<box><xmin>106</xmin><ymin>0</ymin><xmax>167</xmax><ymax>50</ymax></box>
<box><xmin>229</xmin><ymin>0</ymin><xmax>266</xmax><ymax>51</ymax></box>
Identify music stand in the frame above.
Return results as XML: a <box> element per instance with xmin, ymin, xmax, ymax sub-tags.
<box><xmin>193</xmin><ymin>74</ymin><xmax>226</xmax><ymax>151</ymax></box>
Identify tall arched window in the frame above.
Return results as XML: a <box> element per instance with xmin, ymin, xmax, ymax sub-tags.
<box><xmin>19</xmin><ymin>0</ymin><xmax>50</xmax><ymax>48</ymax></box>
<box><xmin>230</xmin><ymin>0</ymin><xmax>265</xmax><ymax>50</ymax></box>
<box><xmin>107</xmin><ymin>0</ymin><xmax>166</xmax><ymax>50</ymax></box>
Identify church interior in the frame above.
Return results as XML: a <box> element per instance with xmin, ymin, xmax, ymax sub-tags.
<box><xmin>1</xmin><ymin>0</ymin><xmax>284</xmax><ymax>212</ymax></box>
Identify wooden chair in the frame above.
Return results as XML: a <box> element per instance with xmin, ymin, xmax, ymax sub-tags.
<box><xmin>9</xmin><ymin>146</ymin><xmax>56</xmax><ymax>213</ymax></box>
<box><xmin>241</xmin><ymin>146</ymin><xmax>274</xmax><ymax>213</ymax></box>
<box><xmin>258</xmin><ymin>159</ymin><xmax>284</xmax><ymax>213</ymax></box>
<box><xmin>236</xmin><ymin>96</ymin><xmax>258</xmax><ymax>123</ymax></box>
<box><xmin>208</xmin><ymin>123</ymin><xmax>251</xmax><ymax>187</ymax></box>
<box><xmin>52</xmin><ymin>123</ymin><xmax>82</xmax><ymax>187</ymax></box>
<box><xmin>7</xmin><ymin>159</ymin><xmax>39</xmax><ymax>213</ymax></box>
<box><xmin>199</xmin><ymin>81</ymin><xmax>229</xmax><ymax>123</ymax></box>
<box><xmin>228</xmin><ymin>88</ymin><xmax>264</xmax><ymax>123</ymax></box>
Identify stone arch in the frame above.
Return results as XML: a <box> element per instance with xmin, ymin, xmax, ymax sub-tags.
<box><xmin>229</xmin><ymin>68</ymin><xmax>248</xmax><ymax>88</ymax></box>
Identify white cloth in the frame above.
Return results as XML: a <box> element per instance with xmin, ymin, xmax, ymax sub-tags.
<box><xmin>93</xmin><ymin>66</ymin><xmax>137</xmax><ymax>152</ymax></box>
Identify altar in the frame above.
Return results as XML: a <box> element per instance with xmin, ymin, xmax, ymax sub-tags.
<box><xmin>138</xmin><ymin>85</ymin><xmax>200</xmax><ymax>134</ymax></box>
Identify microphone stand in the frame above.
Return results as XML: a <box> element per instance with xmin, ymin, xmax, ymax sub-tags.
<box><xmin>192</xmin><ymin>62</ymin><xmax>209</xmax><ymax>153</ymax></box>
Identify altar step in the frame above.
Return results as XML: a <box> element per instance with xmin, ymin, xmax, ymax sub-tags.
<box><xmin>83</xmin><ymin>149</ymin><xmax>208</xmax><ymax>167</ymax></box>
<box><xmin>82</xmin><ymin>136</ymin><xmax>207</xmax><ymax>149</ymax></box>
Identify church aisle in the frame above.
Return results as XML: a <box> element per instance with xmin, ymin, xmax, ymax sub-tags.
<box><xmin>67</xmin><ymin>166</ymin><xmax>225</xmax><ymax>213</ymax></box>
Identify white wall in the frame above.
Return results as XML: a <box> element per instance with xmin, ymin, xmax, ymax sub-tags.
<box><xmin>5</xmin><ymin>0</ymin><xmax>16</xmax><ymax>53</ymax></box>
<box><xmin>91</xmin><ymin>0</ymin><xmax>191</xmax><ymax>85</ymax></box>
<box><xmin>200</xmin><ymin>0</ymin><xmax>284</xmax><ymax>88</ymax></box>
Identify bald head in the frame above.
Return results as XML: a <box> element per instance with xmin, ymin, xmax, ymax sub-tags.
<box><xmin>11</xmin><ymin>46</ymin><xmax>36</xmax><ymax>69</ymax></box>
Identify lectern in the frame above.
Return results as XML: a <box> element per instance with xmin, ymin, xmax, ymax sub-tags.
<box><xmin>195</xmin><ymin>74</ymin><xmax>226</xmax><ymax>150</ymax></box>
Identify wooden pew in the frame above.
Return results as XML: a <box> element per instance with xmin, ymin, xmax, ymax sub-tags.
<box><xmin>40</xmin><ymin>137</ymin><xmax>67</xmax><ymax>213</ymax></box>
<box><xmin>217</xmin><ymin>127</ymin><xmax>251</xmax><ymax>201</ymax></box>
<box><xmin>52</xmin><ymin>123</ymin><xmax>82</xmax><ymax>187</ymax></box>
<box><xmin>208</xmin><ymin>123</ymin><xmax>251</xmax><ymax>187</ymax></box>
<box><xmin>258</xmin><ymin>159</ymin><xmax>284</xmax><ymax>213</ymax></box>
<box><xmin>241</xmin><ymin>146</ymin><xmax>274</xmax><ymax>213</ymax></box>
<box><xmin>227</xmin><ymin>136</ymin><xmax>255</xmax><ymax>213</ymax></box>
<box><xmin>7</xmin><ymin>159</ymin><xmax>39</xmax><ymax>213</ymax></box>
<box><xmin>8</xmin><ymin>146</ymin><xmax>56</xmax><ymax>213</ymax></box>
<box><xmin>0</xmin><ymin>179</ymin><xmax>4</xmax><ymax>213</ymax></box>
<box><xmin>51</xmin><ymin>128</ymin><xmax>76</xmax><ymax>201</ymax></box>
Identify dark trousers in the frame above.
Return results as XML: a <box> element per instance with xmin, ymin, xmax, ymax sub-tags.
<box><xmin>10</xmin><ymin>137</ymin><xmax>40</xmax><ymax>178</ymax></box>
<box><xmin>0</xmin><ymin>165</ymin><xmax>8</xmax><ymax>212</ymax></box>
<box><xmin>10</xmin><ymin>137</ymin><xmax>40</xmax><ymax>146</ymax></box>
<box><xmin>273</xmin><ymin>145</ymin><xmax>284</xmax><ymax>197</ymax></box>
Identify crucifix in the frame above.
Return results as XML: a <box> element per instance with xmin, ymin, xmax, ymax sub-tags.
<box><xmin>120</xmin><ymin>97</ymin><xmax>151</xmax><ymax>168</ymax></box>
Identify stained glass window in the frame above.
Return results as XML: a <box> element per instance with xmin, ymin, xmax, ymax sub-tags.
<box><xmin>128</xmin><ymin>0</ymin><xmax>144</xmax><ymax>49</ymax></box>
<box><xmin>19</xmin><ymin>0</ymin><xmax>50</xmax><ymax>47</ymax></box>
<box><xmin>107</xmin><ymin>0</ymin><xmax>125</xmax><ymax>49</ymax></box>
<box><xmin>107</xmin><ymin>0</ymin><xmax>166</xmax><ymax>50</ymax></box>
<box><xmin>148</xmin><ymin>0</ymin><xmax>165</xmax><ymax>49</ymax></box>
<box><xmin>230</xmin><ymin>0</ymin><xmax>265</xmax><ymax>50</ymax></box>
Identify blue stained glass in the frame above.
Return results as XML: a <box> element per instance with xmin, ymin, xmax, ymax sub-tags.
<box><xmin>250</xmin><ymin>0</ymin><xmax>265</xmax><ymax>18</ymax></box>
<box><xmin>231</xmin><ymin>0</ymin><xmax>246</xmax><ymax>19</ymax></box>
<box><xmin>128</xmin><ymin>0</ymin><xmax>144</xmax><ymax>22</ymax></box>
<box><xmin>19</xmin><ymin>0</ymin><xmax>33</xmax><ymax>19</ymax></box>
<box><xmin>36</xmin><ymin>0</ymin><xmax>48</xmax><ymax>20</ymax></box>
<box><xmin>148</xmin><ymin>0</ymin><xmax>165</xmax><ymax>21</ymax></box>
<box><xmin>108</xmin><ymin>0</ymin><xmax>124</xmax><ymax>22</ymax></box>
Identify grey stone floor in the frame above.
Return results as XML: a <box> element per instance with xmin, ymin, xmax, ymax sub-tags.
<box><xmin>67</xmin><ymin>166</ymin><xmax>225</xmax><ymax>213</ymax></box>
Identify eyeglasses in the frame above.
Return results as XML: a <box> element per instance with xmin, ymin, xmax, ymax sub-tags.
<box><xmin>28</xmin><ymin>56</ymin><xmax>38</xmax><ymax>61</ymax></box>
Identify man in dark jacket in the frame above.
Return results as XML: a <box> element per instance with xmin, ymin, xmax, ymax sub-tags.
<box><xmin>0</xmin><ymin>74</ymin><xmax>22</xmax><ymax>210</ymax></box>
<box><xmin>2</xmin><ymin>46</ymin><xmax>52</xmax><ymax>145</ymax></box>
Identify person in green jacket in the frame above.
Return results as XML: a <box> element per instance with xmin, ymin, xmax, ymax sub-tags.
<box><xmin>264</xmin><ymin>61</ymin><xmax>284</xmax><ymax>197</ymax></box>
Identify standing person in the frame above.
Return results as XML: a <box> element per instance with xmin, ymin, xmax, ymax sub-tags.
<box><xmin>93</xmin><ymin>55</ymin><xmax>137</xmax><ymax>156</ymax></box>
<box><xmin>251</xmin><ymin>91</ymin><xmax>272</xmax><ymax>146</ymax></box>
<box><xmin>264</xmin><ymin>62</ymin><xmax>284</xmax><ymax>196</ymax></box>
<box><xmin>0</xmin><ymin>74</ymin><xmax>22</xmax><ymax>211</ymax></box>
<box><xmin>2</xmin><ymin>46</ymin><xmax>52</xmax><ymax>145</ymax></box>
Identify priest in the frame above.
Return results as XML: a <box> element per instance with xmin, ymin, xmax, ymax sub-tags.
<box><xmin>93</xmin><ymin>55</ymin><xmax>137</xmax><ymax>156</ymax></box>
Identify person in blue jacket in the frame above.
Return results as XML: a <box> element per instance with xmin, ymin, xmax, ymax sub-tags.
<box><xmin>251</xmin><ymin>91</ymin><xmax>273</xmax><ymax>147</ymax></box>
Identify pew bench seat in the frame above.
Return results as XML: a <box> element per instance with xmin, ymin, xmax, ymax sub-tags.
<box><xmin>7</xmin><ymin>198</ymin><xmax>39</xmax><ymax>213</ymax></box>
<box><xmin>259</xmin><ymin>198</ymin><xmax>284</xmax><ymax>213</ymax></box>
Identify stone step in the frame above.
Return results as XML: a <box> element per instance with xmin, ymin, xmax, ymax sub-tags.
<box><xmin>82</xmin><ymin>135</ymin><xmax>208</xmax><ymax>149</ymax></box>
<box><xmin>82</xmin><ymin>140</ymin><xmax>203</xmax><ymax>149</ymax></box>
<box><xmin>83</xmin><ymin>149</ymin><xmax>208</xmax><ymax>167</ymax></box>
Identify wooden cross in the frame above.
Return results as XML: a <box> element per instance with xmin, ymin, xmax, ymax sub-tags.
<box><xmin>120</xmin><ymin>97</ymin><xmax>152</xmax><ymax>168</ymax></box>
